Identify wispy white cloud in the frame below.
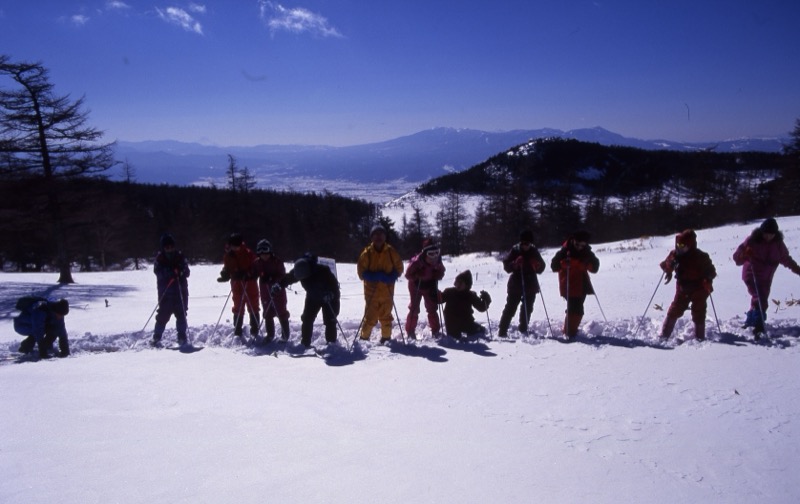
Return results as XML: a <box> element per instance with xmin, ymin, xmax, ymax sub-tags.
<box><xmin>106</xmin><ymin>1</ymin><xmax>131</xmax><ymax>10</ymax></box>
<box><xmin>259</xmin><ymin>1</ymin><xmax>343</xmax><ymax>38</ymax></box>
<box><xmin>156</xmin><ymin>6</ymin><xmax>203</xmax><ymax>35</ymax></box>
<box><xmin>70</xmin><ymin>14</ymin><xmax>90</xmax><ymax>26</ymax></box>
<box><xmin>188</xmin><ymin>3</ymin><xmax>206</xmax><ymax>14</ymax></box>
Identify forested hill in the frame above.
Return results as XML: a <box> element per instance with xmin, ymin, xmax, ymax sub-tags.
<box><xmin>418</xmin><ymin>137</ymin><xmax>786</xmax><ymax>196</ymax></box>
<box><xmin>414</xmin><ymin>138</ymin><xmax>799</xmax><ymax>249</ymax></box>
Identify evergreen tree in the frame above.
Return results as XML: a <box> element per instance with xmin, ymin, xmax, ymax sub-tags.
<box><xmin>0</xmin><ymin>55</ymin><xmax>116</xmax><ymax>282</ymax></box>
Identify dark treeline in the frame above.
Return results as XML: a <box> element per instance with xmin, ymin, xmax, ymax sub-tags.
<box><xmin>2</xmin><ymin>138</ymin><xmax>800</xmax><ymax>273</ymax></box>
<box><xmin>418</xmin><ymin>138</ymin><xmax>800</xmax><ymax>252</ymax></box>
<box><xmin>0</xmin><ymin>177</ymin><xmax>378</xmax><ymax>271</ymax></box>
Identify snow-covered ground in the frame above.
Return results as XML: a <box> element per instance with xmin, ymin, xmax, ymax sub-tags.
<box><xmin>2</xmin><ymin>218</ymin><xmax>800</xmax><ymax>503</ymax></box>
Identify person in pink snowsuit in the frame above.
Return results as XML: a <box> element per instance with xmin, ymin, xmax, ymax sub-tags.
<box><xmin>733</xmin><ymin>218</ymin><xmax>800</xmax><ymax>337</ymax></box>
<box><xmin>404</xmin><ymin>240</ymin><xmax>446</xmax><ymax>338</ymax></box>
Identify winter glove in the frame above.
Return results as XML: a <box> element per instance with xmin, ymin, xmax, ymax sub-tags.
<box><xmin>664</xmin><ymin>271</ymin><xmax>673</xmax><ymax>284</ymax></box>
<box><xmin>702</xmin><ymin>279</ymin><xmax>713</xmax><ymax>294</ymax></box>
<box><xmin>513</xmin><ymin>256</ymin><xmax>525</xmax><ymax>271</ymax></box>
<box><xmin>479</xmin><ymin>290</ymin><xmax>492</xmax><ymax>305</ymax></box>
<box><xmin>362</xmin><ymin>271</ymin><xmax>398</xmax><ymax>284</ymax></box>
<box><xmin>270</xmin><ymin>283</ymin><xmax>282</xmax><ymax>296</ymax></box>
<box><xmin>217</xmin><ymin>269</ymin><xmax>230</xmax><ymax>283</ymax></box>
<box><xmin>361</xmin><ymin>270</ymin><xmax>380</xmax><ymax>282</ymax></box>
<box><xmin>322</xmin><ymin>292</ymin><xmax>334</xmax><ymax>304</ymax></box>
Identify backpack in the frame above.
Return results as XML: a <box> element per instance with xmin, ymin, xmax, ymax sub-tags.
<box><xmin>13</xmin><ymin>296</ymin><xmax>46</xmax><ymax>336</ymax></box>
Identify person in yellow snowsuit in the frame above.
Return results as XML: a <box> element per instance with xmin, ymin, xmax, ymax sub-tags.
<box><xmin>357</xmin><ymin>224</ymin><xmax>404</xmax><ymax>343</ymax></box>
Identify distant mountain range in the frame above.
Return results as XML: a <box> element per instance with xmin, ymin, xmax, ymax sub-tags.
<box><xmin>112</xmin><ymin>126</ymin><xmax>789</xmax><ymax>187</ymax></box>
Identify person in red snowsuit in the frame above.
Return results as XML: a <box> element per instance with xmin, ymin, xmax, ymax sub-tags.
<box><xmin>253</xmin><ymin>239</ymin><xmax>290</xmax><ymax>343</ymax></box>
<box><xmin>217</xmin><ymin>233</ymin><xmax>260</xmax><ymax>338</ymax></box>
<box><xmin>732</xmin><ymin>218</ymin><xmax>800</xmax><ymax>338</ymax></box>
<box><xmin>659</xmin><ymin>229</ymin><xmax>716</xmax><ymax>342</ymax></box>
<box><xmin>550</xmin><ymin>230</ymin><xmax>600</xmax><ymax>340</ymax></box>
<box><xmin>404</xmin><ymin>240</ymin><xmax>445</xmax><ymax>338</ymax></box>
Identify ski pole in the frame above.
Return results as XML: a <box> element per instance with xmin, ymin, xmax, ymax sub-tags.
<box><xmin>438</xmin><ymin>299</ymin><xmax>445</xmax><ymax>337</ymax></box>
<box><xmin>324</xmin><ymin>298</ymin><xmax>351</xmax><ymax>350</ymax></box>
<box><xmin>392</xmin><ymin>299</ymin><xmax>406</xmax><ymax>344</ymax></box>
<box><xmin>210</xmin><ymin>288</ymin><xmax>232</xmax><ymax>342</ymax></box>
<box><xmin>709</xmin><ymin>292</ymin><xmax>722</xmax><ymax>335</ymax></box>
<box><xmin>538</xmin><ymin>287</ymin><xmax>556</xmax><ymax>339</ymax></box>
<box><xmin>176</xmin><ymin>274</ymin><xmax>189</xmax><ymax>343</ymax></box>
<box><xmin>257</xmin><ymin>295</ymin><xmax>278</xmax><ymax>340</ymax></box>
<box><xmin>633</xmin><ymin>272</ymin><xmax>665</xmax><ymax>338</ymax></box>
<box><xmin>140</xmin><ymin>277</ymin><xmax>175</xmax><ymax>334</ymax></box>
<box><xmin>520</xmin><ymin>271</ymin><xmax>530</xmax><ymax>333</ymax></box>
<box><xmin>593</xmin><ymin>290</ymin><xmax>609</xmax><ymax>324</ymax></box>
<box><xmin>241</xmin><ymin>280</ymin><xmax>261</xmax><ymax>340</ymax></box>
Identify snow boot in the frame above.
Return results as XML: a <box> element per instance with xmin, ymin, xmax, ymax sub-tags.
<box><xmin>58</xmin><ymin>339</ymin><xmax>70</xmax><ymax>358</ymax></box>
<box><xmin>497</xmin><ymin>309</ymin><xmax>513</xmax><ymax>337</ymax></box>
<box><xmin>18</xmin><ymin>336</ymin><xmax>35</xmax><ymax>354</ymax></box>
<box><xmin>565</xmin><ymin>314</ymin><xmax>582</xmax><ymax>339</ymax></box>
<box><xmin>325</xmin><ymin>323</ymin><xmax>337</xmax><ymax>344</ymax></box>
<box><xmin>249</xmin><ymin>313</ymin><xmax>260</xmax><ymax>337</ymax></box>
<box><xmin>694</xmin><ymin>320</ymin><xmax>706</xmax><ymax>341</ymax></box>
<box><xmin>233</xmin><ymin>314</ymin><xmax>244</xmax><ymax>337</ymax></box>
<box><xmin>152</xmin><ymin>321</ymin><xmax>166</xmax><ymax>345</ymax></box>
<box><xmin>264</xmin><ymin>318</ymin><xmax>276</xmax><ymax>343</ymax></box>
<box><xmin>280</xmin><ymin>318</ymin><xmax>290</xmax><ymax>341</ymax></box>
<box><xmin>660</xmin><ymin>316</ymin><xmax>678</xmax><ymax>340</ymax></box>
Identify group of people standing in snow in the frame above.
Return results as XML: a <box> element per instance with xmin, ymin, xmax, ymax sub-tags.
<box><xmin>14</xmin><ymin>218</ymin><xmax>800</xmax><ymax>357</ymax></box>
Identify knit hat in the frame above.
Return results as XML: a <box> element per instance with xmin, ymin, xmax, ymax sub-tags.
<box><xmin>676</xmin><ymin>229</ymin><xmax>697</xmax><ymax>249</ymax></box>
<box><xmin>572</xmin><ymin>230</ymin><xmax>591</xmax><ymax>243</ymax></box>
<box><xmin>421</xmin><ymin>239</ymin><xmax>439</xmax><ymax>255</ymax></box>
<box><xmin>293</xmin><ymin>253</ymin><xmax>317</xmax><ymax>281</ymax></box>
<box><xmin>227</xmin><ymin>233</ymin><xmax>244</xmax><ymax>247</ymax></box>
<box><xmin>519</xmin><ymin>229</ymin><xmax>534</xmax><ymax>243</ymax></box>
<box><xmin>455</xmin><ymin>270</ymin><xmax>473</xmax><ymax>289</ymax></box>
<box><xmin>51</xmin><ymin>298</ymin><xmax>69</xmax><ymax>316</ymax></box>
<box><xmin>370</xmin><ymin>224</ymin><xmax>386</xmax><ymax>237</ymax></box>
<box><xmin>760</xmin><ymin>218</ymin><xmax>779</xmax><ymax>234</ymax></box>
<box><xmin>256</xmin><ymin>239</ymin><xmax>272</xmax><ymax>255</ymax></box>
<box><xmin>160</xmin><ymin>233</ymin><xmax>176</xmax><ymax>249</ymax></box>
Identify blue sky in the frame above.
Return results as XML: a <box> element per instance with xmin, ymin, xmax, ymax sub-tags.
<box><xmin>1</xmin><ymin>1</ymin><xmax>798</xmax><ymax>146</ymax></box>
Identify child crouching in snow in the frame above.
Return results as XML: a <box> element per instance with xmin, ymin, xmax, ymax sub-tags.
<box><xmin>438</xmin><ymin>270</ymin><xmax>491</xmax><ymax>339</ymax></box>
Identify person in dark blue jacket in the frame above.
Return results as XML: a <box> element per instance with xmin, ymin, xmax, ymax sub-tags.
<box><xmin>279</xmin><ymin>253</ymin><xmax>340</xmax><ymax>347</ymax></box>
<box><xmin>152</xmin><ymin>233</ymin><xmax>190</xmax><ymax>346</ymax></box>
<box><xmin>16</xmin><ymin>298</ymin><xmax>71</xmax><ymax>358</ymax></box>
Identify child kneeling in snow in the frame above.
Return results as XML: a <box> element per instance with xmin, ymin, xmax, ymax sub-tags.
<box><xmin>438</xmin><ymin>270</ymin><xmax>491</xmax><ymax>339</ymax></box>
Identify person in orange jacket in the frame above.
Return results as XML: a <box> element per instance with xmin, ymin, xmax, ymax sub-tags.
<box><xmin>659</xmin><ymin>229</ymin><xmax>716</xmax><ymax>342</ymax></box>
<box><xmin>550</xmin><ymin>230</ymin><xmax>600</xmax><ymax>340</ymax></box>
<box><xmin>217</xmin><ymin>233</ymin><xmax>260</xmax><ymax>339</ymax></box>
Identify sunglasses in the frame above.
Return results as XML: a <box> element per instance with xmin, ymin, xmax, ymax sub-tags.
<box><xmin>426</xmin><ymin>249</ymin><xmax>440</xmax><ymax>257</ymax></box>
<box><xmin>676</xmin><ymin>243</ymin><xmax>687</xmax><ymax>249</ymax></box>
